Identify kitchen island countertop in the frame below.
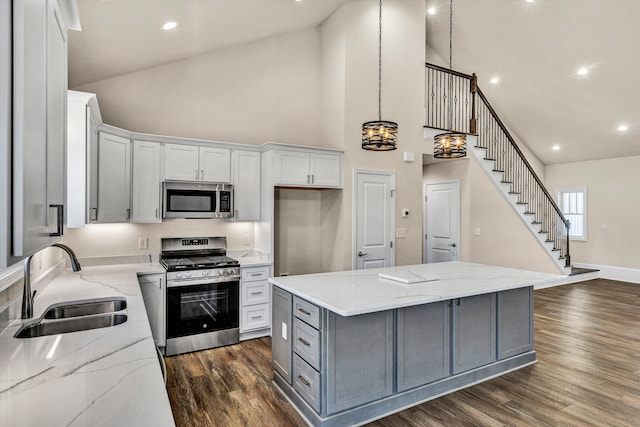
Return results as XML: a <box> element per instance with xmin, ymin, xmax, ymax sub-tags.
<box><xmin>0</xmin><ymin>263</ymin><xmax>174</xmax><ymax>427</ymax></box>
<box><xmin>269</xmin><ymin>261</ymin><xmax>563</xmax><ymax>316</ymax></box>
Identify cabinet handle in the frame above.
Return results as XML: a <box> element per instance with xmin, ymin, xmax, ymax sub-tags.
<box><xmin>307</xmin><ymin>174</ymin><xmax>310</xmax><ymax>184</ymax></box>
<box><xmin>90</xmin><ymin>207</ymin><xmax>98</xmax><ymax>221</ymax></box>
<box><xmin>456</xmin><ymin>298</ymin><xmax>461</xmax><ymax>306</ymax></box>
<box><xmin>49</xmin><ymin>204</ymin><xmax>64</xmax><ymax>237</ymax></box>
<box><xmin>251</xmin><ymin>315</ymin><xmax>263</xmax><ymax>320</ymax></box>
<box><xmin>155</xmin><ymin>208</ymin><xmax>159</xmax><ymax>219</ymax></box>
<box><xmin>235</xmin><ymin>209</ymin><xmax>239</xmax><ymax>218</ymax></box>
<box><xmin>126</xmin><ymin>208</ymin><xmax>131</xmax><ymax>220</ymax></box>
<box><xmin>200</xmin><ymin>169</ymin><xmax>204</xmax><ymax>180</ymax></box>
<box><xmin>312</xmin><ymin>175</ymin><xmax>315</xmax><ymax>184</ymax></box>
<box><xmin>250</xmin><ymin>291</ymin><xmax>262</xmax><ymax>295</ymax></box>
<box><xmin>297</xmin><ymin>307</ymin><xmax>311</xmax><ymax>316</ymax></box>
<box><xmin>250</xmin><ymin>273</ymin><xmax>262</xmax><ymax>277</ymax></box>
<box><xmin>297</xmin><ymin>337</ymin><xmax>311</xmax><ymax>347</ymax></box>
<box><xmin>297</xmin><ymin>375</ymin><xmax>311</xmax><ymax>387</ymax></box>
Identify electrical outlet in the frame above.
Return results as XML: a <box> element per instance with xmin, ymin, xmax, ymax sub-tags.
<box><xmin>243</xmin><ymin>234</ymin><xmax>251</xmax><ymax>246</ymax></box>
<box><xmin>474</xmin><ymin>227</ymin><xmax>481</xmax><ymax>236</ymax></box>
<box><xmin>396</xmin><ymin>228</ymin><xmax>406</xmax><ymax>238</ymax></box>
<box><xmin>138</xmin><ymin>237</ymin><xmax>148</xmax><ymax>250</ymax></box>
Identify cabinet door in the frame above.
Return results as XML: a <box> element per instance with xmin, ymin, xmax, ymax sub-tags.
<box><xmin>164</xmin><ymin>143</ymin><xmax>199</xmax><ymax>181</ymax></box>
<box><xmin>272</xmin><ymin>286</ymin><xmax>293</xmax><ymax>384</ymax></box>
<box><xmin>200</xmin><ymin>146</ymin><xmax>230</xmax><ymax>183</ymax></box>
<box><xmin>273</xmin><ymin>150</ymin><xmax>310</xmax><ymax>186</ymax></box>
<box><xmin>139</xmin><ymin>274</ymin><xmax>166</xmax><ymax>347</ymax></box>
<box><xmin>397</xmin><ymin>302</ymin><xmax>450</xmax><ymax>392</ymax></box>
<box><xmin>310</xmin><ymin>153</ymin><xmax>342</xmax><ymax>188</ymax></box>
<box><xmin>498</xmin><ymin>287</ymin><xmax>533</xmax><ymax>359</ymax></box>
<box><xmin>231</xmin><ymin>150</ymin><xmax>260</xmax><ymax>220</ymax></box>
<box><xmin>45</xmin><ymin>0</ymin><xmax>66</xmax><ymax>237</ymax></box>
<box><xmin>132</xmin><ymin>141</ymin><xmax>161</xmax><ymax>223</ymax></box>
<box><xmin>452</xmin><ymin>293</ymin><xmax>497</xmax><ymax>374</ymax></box>
<box><xmin>326</xmin><ymin>310</ymin><xmax>394</xmax><ymax>415</ymax></box>
<box><xmin>11</xmin><ymin>0</ymin><xmax>50</xmax><ymax>256</ymax></box>
<box><xmin>97</xmin><ymin>132</ymin><xmax>131</xmax><ymax>222</ymax></box>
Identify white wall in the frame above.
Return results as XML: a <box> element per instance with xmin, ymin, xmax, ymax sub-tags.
<box><xmin>74</xmin><ymin>28</ymin><xmax>324</xmax><ymax>148</ymax></box>
<box><xmin>545</xmin><ymin>155</ymin><xmax>640</xmax><ymax>270</ymax></box>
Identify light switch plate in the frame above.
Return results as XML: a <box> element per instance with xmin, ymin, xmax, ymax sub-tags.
<box><xmin>474</xmin><ymin>227</ymin><xmax>481</xmax><ymax>236</ymax></box>
<box><xmin>396</xmin><ymin>228</ymin><xmax>406</xmax><ymax>238</ymax></box>
<box><xmin>138</xmin><ymin>237</ymin><xmax>148</xmax><ymax>249</ymax></box>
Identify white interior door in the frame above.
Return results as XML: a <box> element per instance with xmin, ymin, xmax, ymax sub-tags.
<box><xmin>354</xmin><ymin>170</ymin><xmax>394</xmax><ymax>270</ymax></box>
<box><xmin>424</xmin><ymin>181</ymin><xmax>460</xmax><ymax>263</ymax></box>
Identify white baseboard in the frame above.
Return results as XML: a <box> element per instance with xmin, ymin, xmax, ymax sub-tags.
<box><xmin>574</xmin><ymin>262</ymin><xmax>640</xmax><ymax>284</ymax></box>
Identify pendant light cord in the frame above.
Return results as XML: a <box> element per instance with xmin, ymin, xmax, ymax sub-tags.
<box><xmin>448</xmin><ymin>0</ymin><xmax>453</xmax><ymax>131</ymax></box>
<box><xmin>378</xmin><ymin>0</ymin><xmax>383</xmax><ymax>121</ymax></box>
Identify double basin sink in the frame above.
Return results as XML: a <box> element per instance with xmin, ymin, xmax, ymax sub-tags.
<box><xmin>15</xmin><ymin>297</ymin><xmax>128</xmax><ymax>339</ymax></box>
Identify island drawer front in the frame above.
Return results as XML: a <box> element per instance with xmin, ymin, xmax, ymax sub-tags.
<box><xmin>241</xmin><ymin>266</ymin><xmax>269</xmax><ymax>282</ymax></box>
<box><xmin>242</xmin><ymin>281</ymin><xmax>269</xmax><ymax>306</ymax></box>
<box><xmin>293</xmin><ymin>318</ymin><xmax>321</xmax><ymax>370</ymax></box>
<box><xmin>293</xmin><ymin>354</ymin><xmax>321</xmax><ymax>413</ymax></box>
<box><xmin>241</xmin><ymin>304</ymin><xmax>270</xmax><ymax>331</ymax></box>
<box><xmin>293</xmin><ymin>296</ymin><xmax>320</xmax><ymax>329</ymax></box>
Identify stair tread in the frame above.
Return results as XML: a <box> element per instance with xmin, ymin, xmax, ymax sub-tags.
<box><xmin>509</xmin><ymin>191</ymin><xmax>521</xmax><ymax>194</ymax></box>
<box><xmin>484</xmin><ymin>158</ymin><xmax>496</xmax><ymax>161</ymax></box>
<box><xmin>523</xmin><ymin>211</ymin><xmax>535</xmax><ymax>215</ymax></box>
<box><xmin>501</xmin><ymin>180</ymin><xmax>513</xmax><ymax>184</ymax></box>
<box><xmin>492</xmin><ymin>169</ymin><xmax>505</xmax><ymax>172</ymax></box>
<box><xmin>474</xmin><ymin>146</ymin><xmax>487</xmax><ymax>149</ymax></box>
<box><xmin>516</xmin><ymin>202</ymin><xmax>528</xmax><ymax>205</ymax></box>
<box><xmin>531</xmin><ymin>221</ymin><xmax>542</xmax><ymax>224</ymax></box>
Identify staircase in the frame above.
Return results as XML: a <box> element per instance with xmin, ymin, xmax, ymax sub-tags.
<box><xmin>425</xmin><ymin>63</ymin><xmax>572</xmax><ymax>275</ymax></box>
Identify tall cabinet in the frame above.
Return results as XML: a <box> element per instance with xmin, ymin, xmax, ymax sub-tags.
<box><xmin>1</xmin><ymin>0</ymin><xmax>79</xmax><ymax>267</ymax></box>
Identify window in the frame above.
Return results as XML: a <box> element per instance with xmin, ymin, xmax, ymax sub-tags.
<box><xmin>557</xmin><ymin>187</ymin><xmax>587</xmax><ymax>241</ymax></box>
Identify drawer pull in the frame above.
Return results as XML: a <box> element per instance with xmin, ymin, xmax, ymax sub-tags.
<box><xmin>250</xmin><ymin>291</ymin><xmax>262</xmax><ymax>295</ymax></box>
<box><xmin>250</xmin><ymin>273</ymin><xmax>262</xmax><ymax>277</ymax></box>
<box><xmin>297</xmin><ymin>375</ymin><xmax>311</xmax><ymax>387</ymax></box>
<box><xmin>297</xmin><ymin>337</ymin><xmax>311</xmax><ymax>346</ymax></box>
<box><xmin>251</xmin><ymin>315</ymin><xmax>263</xmax><ymax>320</ymax></box>
<box><xmin>297</xmin><ymin>308</ymin><xmax>311</xmax><ymax>316</ymax></box>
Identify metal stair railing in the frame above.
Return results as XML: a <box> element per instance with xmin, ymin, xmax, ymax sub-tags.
<box><xmin>425</xmin><ymin>62</ymin><xmax>571</xmax><ymax>267</ymax></box>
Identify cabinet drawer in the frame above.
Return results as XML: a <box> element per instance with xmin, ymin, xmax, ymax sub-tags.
<box><xmin>293</xmin><ymin>318</ymin><xmax>321</xmax><ymax>370</ymax></box>
<box><xmin>293</xmin><ymin>296</ymin><xmax>320</xmax><ymax>329</ymax></box>
<box><xmin>241</xmin><ymin>266</ymin><xmax>269</xmax><ymax>282</ymax></box>
<box><xmin>242</xmin><ymin>280</ymin><xmax>269</xmax><ymax>306</ymax></box>
<box><xmin>241</xmin><ymin>304</ymin><xmax>270</xmax><ymax>331</ymax></box>
<box><xmin>293</xmin><ymin>354</ymin><xmax>321</xmax><ymax>413</ymax></box>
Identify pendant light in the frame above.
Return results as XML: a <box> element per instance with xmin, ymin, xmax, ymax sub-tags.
<box><xmin>433</xmin><ymin>0</ymin><xmax>467</xmax><ymax>159</ymax></box>
<box><xmin>362</xmin><ymin>0</ymin><xmax>398</xmax><ymax>151</ymax></box>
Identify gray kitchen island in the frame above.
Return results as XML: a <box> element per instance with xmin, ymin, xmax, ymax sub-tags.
<box><xmin>269</xmin><ymin>261</ymin><xmax>563</xmax><ymax>427</ymax></box>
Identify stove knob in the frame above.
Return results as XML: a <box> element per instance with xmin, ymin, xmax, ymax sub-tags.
<box><xmin>202</xmin><ymin>270</ymin><xmax>210</xmax><ymax>277</ymax></box>
<box><xmin>184</xmin><ymin>271</ymin><xmax>192</xmax><ymax>278</ymax></box>
<box><xmin>176</xmin><ymin>273</ymin><xmax>184</xmax><ymax>279</ymax></box>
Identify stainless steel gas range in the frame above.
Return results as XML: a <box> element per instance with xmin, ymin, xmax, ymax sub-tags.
<box><xmin>160</xmin><ymin>237</ymin><xmax>240</xmax><ymax>356</ymax></box>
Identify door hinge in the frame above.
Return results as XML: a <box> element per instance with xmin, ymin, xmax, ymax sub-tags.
<box><xmin>390</xmin><ymin>189</ymin><xmax>395</xmax><ymax>197</ymax></box>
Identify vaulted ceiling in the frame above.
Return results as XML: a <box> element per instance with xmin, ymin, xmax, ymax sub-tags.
<box><xmin>69</xmin><ymin>0</ymin><xmax>639</xmax><ymax>165</ymax></box>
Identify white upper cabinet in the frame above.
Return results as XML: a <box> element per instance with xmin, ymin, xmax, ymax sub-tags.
<box><xmin>95</xmin><ymin>132</ymin><xmax>131</xmax><ymax>223</ymax></box>
<box><xmin>132</xmin><ymin>141</ymin><xmax>161</xmax><ymax>223</ymax></box>
<box><xmin>231</xmin><ymin>150</ymin><xmax>260</xmax><ymax>221</ymax></box>
<box><xmin>2</xmin><ymin>0</ymin><xmax>72</xmax><ymax>266</ymax></box>
<box><xmin>164</xmin><ymin>143</ymin><xmax>231</xmax><ymax>183</ymax></box>
<box><xmin>66</xmin><ymin>90</ymin><xmax>102</xmax><ymax>228</ymax></box>
<box><xmin>273</xmin><ymin>149</ymin><xmax>343</xmax><ymax>188</ymax></box>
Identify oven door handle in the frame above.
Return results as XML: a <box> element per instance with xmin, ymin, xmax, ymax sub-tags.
<box><xmin>166</xmin><ymin>277</ymin><xmax>240</xmax><ymax>288</ymax></box>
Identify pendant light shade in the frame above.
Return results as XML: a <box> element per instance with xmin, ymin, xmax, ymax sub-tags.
<box><xmin>362</xmin><ymin>0</ymin><xmax>397</xmax><ymax>151</ymax></box>
<box><xmin>433</xmin><ymin>132</ymin><xmax>467</xmax><ymax>158</ymax></box>
<box><xmin>362</xmin><ymin>120</ymin><xmax>398</xmax><ymax>151</ymax></box>
<box><xmin>433</xmin><ymin>0</ymin><xmax>467</xmax><ymax>158</ymax></box>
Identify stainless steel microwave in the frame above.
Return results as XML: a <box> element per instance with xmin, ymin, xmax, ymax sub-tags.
<box><xmin>163</xmin><ymin>181</ymin><xmax>233</xmax><ymax>219</ymax></box>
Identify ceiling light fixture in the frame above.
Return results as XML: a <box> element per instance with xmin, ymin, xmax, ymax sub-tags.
<box><xmin>434</xmin><ymin>0</ymin><xmax>467</xmax><ymax>159</ymax></box>
<box><xmin>362</xmin><ymin>0</ymin><xmax>398</xmax><ymax>151</ymax></box>
<box><xmin>490</xmin><ymin>77</ymin><xmax>499</xmax><ymax>84</ymax></box>
<box><xmin>617</xmin><ymin>124</ymin><xmax>629</xmax><ymax>132</ymax></box>
<box><xmin>552</xmin><ymin>145</ymin><xmax>561</xmax><ymax>151</ymax></box>
<box><xmin>576</xmin><ymin>67</ymin><xmax>588</xmax><ymax>76</ymax></box>
<box><xmin>526</xmin><ymin>0</ymin><xmax>535</xmax><ymax>3</ymax></box>
<box><xmin>427</xmin><ymin>6</ymin><xmax>436</xmax><ymax>15</ymax></box>
<box><xmin>162</xmin><ymin>21</ymin><xmax>177</xmax><ymax>31</ymax></box>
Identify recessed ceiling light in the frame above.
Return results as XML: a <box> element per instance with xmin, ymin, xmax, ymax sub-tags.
<box><xmin>427</xmin><ymin>6</ymin><xmax>436</xmax><ymax>15</ymax></box>
<box><xmin>552</xmin><ymin>145</ymin><xmax>561</xmax><ymax>151</ymax></box>
<box><xmin>576</xmin><ymin>67</ymin><xmax>588</xmax><ymax>76</ymax></box>
<box><xmin>617</xmin><ymin>124</ymin><xmax>629</xmax><ymax>132</ymax></box>
<box><xmin>490</xmin><ymin>77</ymin><xmax>499</xmax><ymax>84</ymax></box>
<box><xmin>526</xmin><ymin>0</ymin><xmax>535</xmax><ymax>3</ymax></box>
<box><xmin>162</xmin><ymin>22</ymin><xmax>177</xmax><ymax>31</ymax></box>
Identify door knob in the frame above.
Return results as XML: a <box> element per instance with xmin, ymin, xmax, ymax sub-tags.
<box><xmin>449</xmin><ymin>243</ymin><xmax>457</xmax><ymax>247</ymax></box>
<box><xmin>358</xmin><ymin>251</ymin><xmax>368</xmax><ymax>257</ymax></box>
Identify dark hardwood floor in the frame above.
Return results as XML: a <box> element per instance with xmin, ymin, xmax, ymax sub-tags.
<box><xmin>165</xmin><ymin>279</ymin><xmax>640</xmax><ymax>426</ymax></box>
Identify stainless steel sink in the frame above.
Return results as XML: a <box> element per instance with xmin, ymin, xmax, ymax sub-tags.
<box><xmin>14</xmin><ymin>313</ymin><xmax>128</xmax><ymax>338</ymax></box>
<box><xmin>43</xmin><ymin>297</ymin><xmax>127</xmax><ymax>319</ymax></box>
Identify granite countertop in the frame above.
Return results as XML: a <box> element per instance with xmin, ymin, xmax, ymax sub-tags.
<box><xmin>269</xmin><ymin>261</ymin><xmax>564</xmax><ymax>316</ymax></box>
<box><xmin>0</xmin><ymin>263</ymin><xmax>175</xmax><ymax>427</ymax></box>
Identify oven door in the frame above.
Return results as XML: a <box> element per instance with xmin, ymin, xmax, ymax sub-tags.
<box><xmin>166</xmin><ymin>280</ymin><xmax>239</xmax><ymax>339</ymax></box>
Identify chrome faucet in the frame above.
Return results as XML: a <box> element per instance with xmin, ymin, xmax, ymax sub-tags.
<box><xmin>21</xmin><ymin>243</ymin><xmax>82</xmax><ymax>319</ymax></box>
